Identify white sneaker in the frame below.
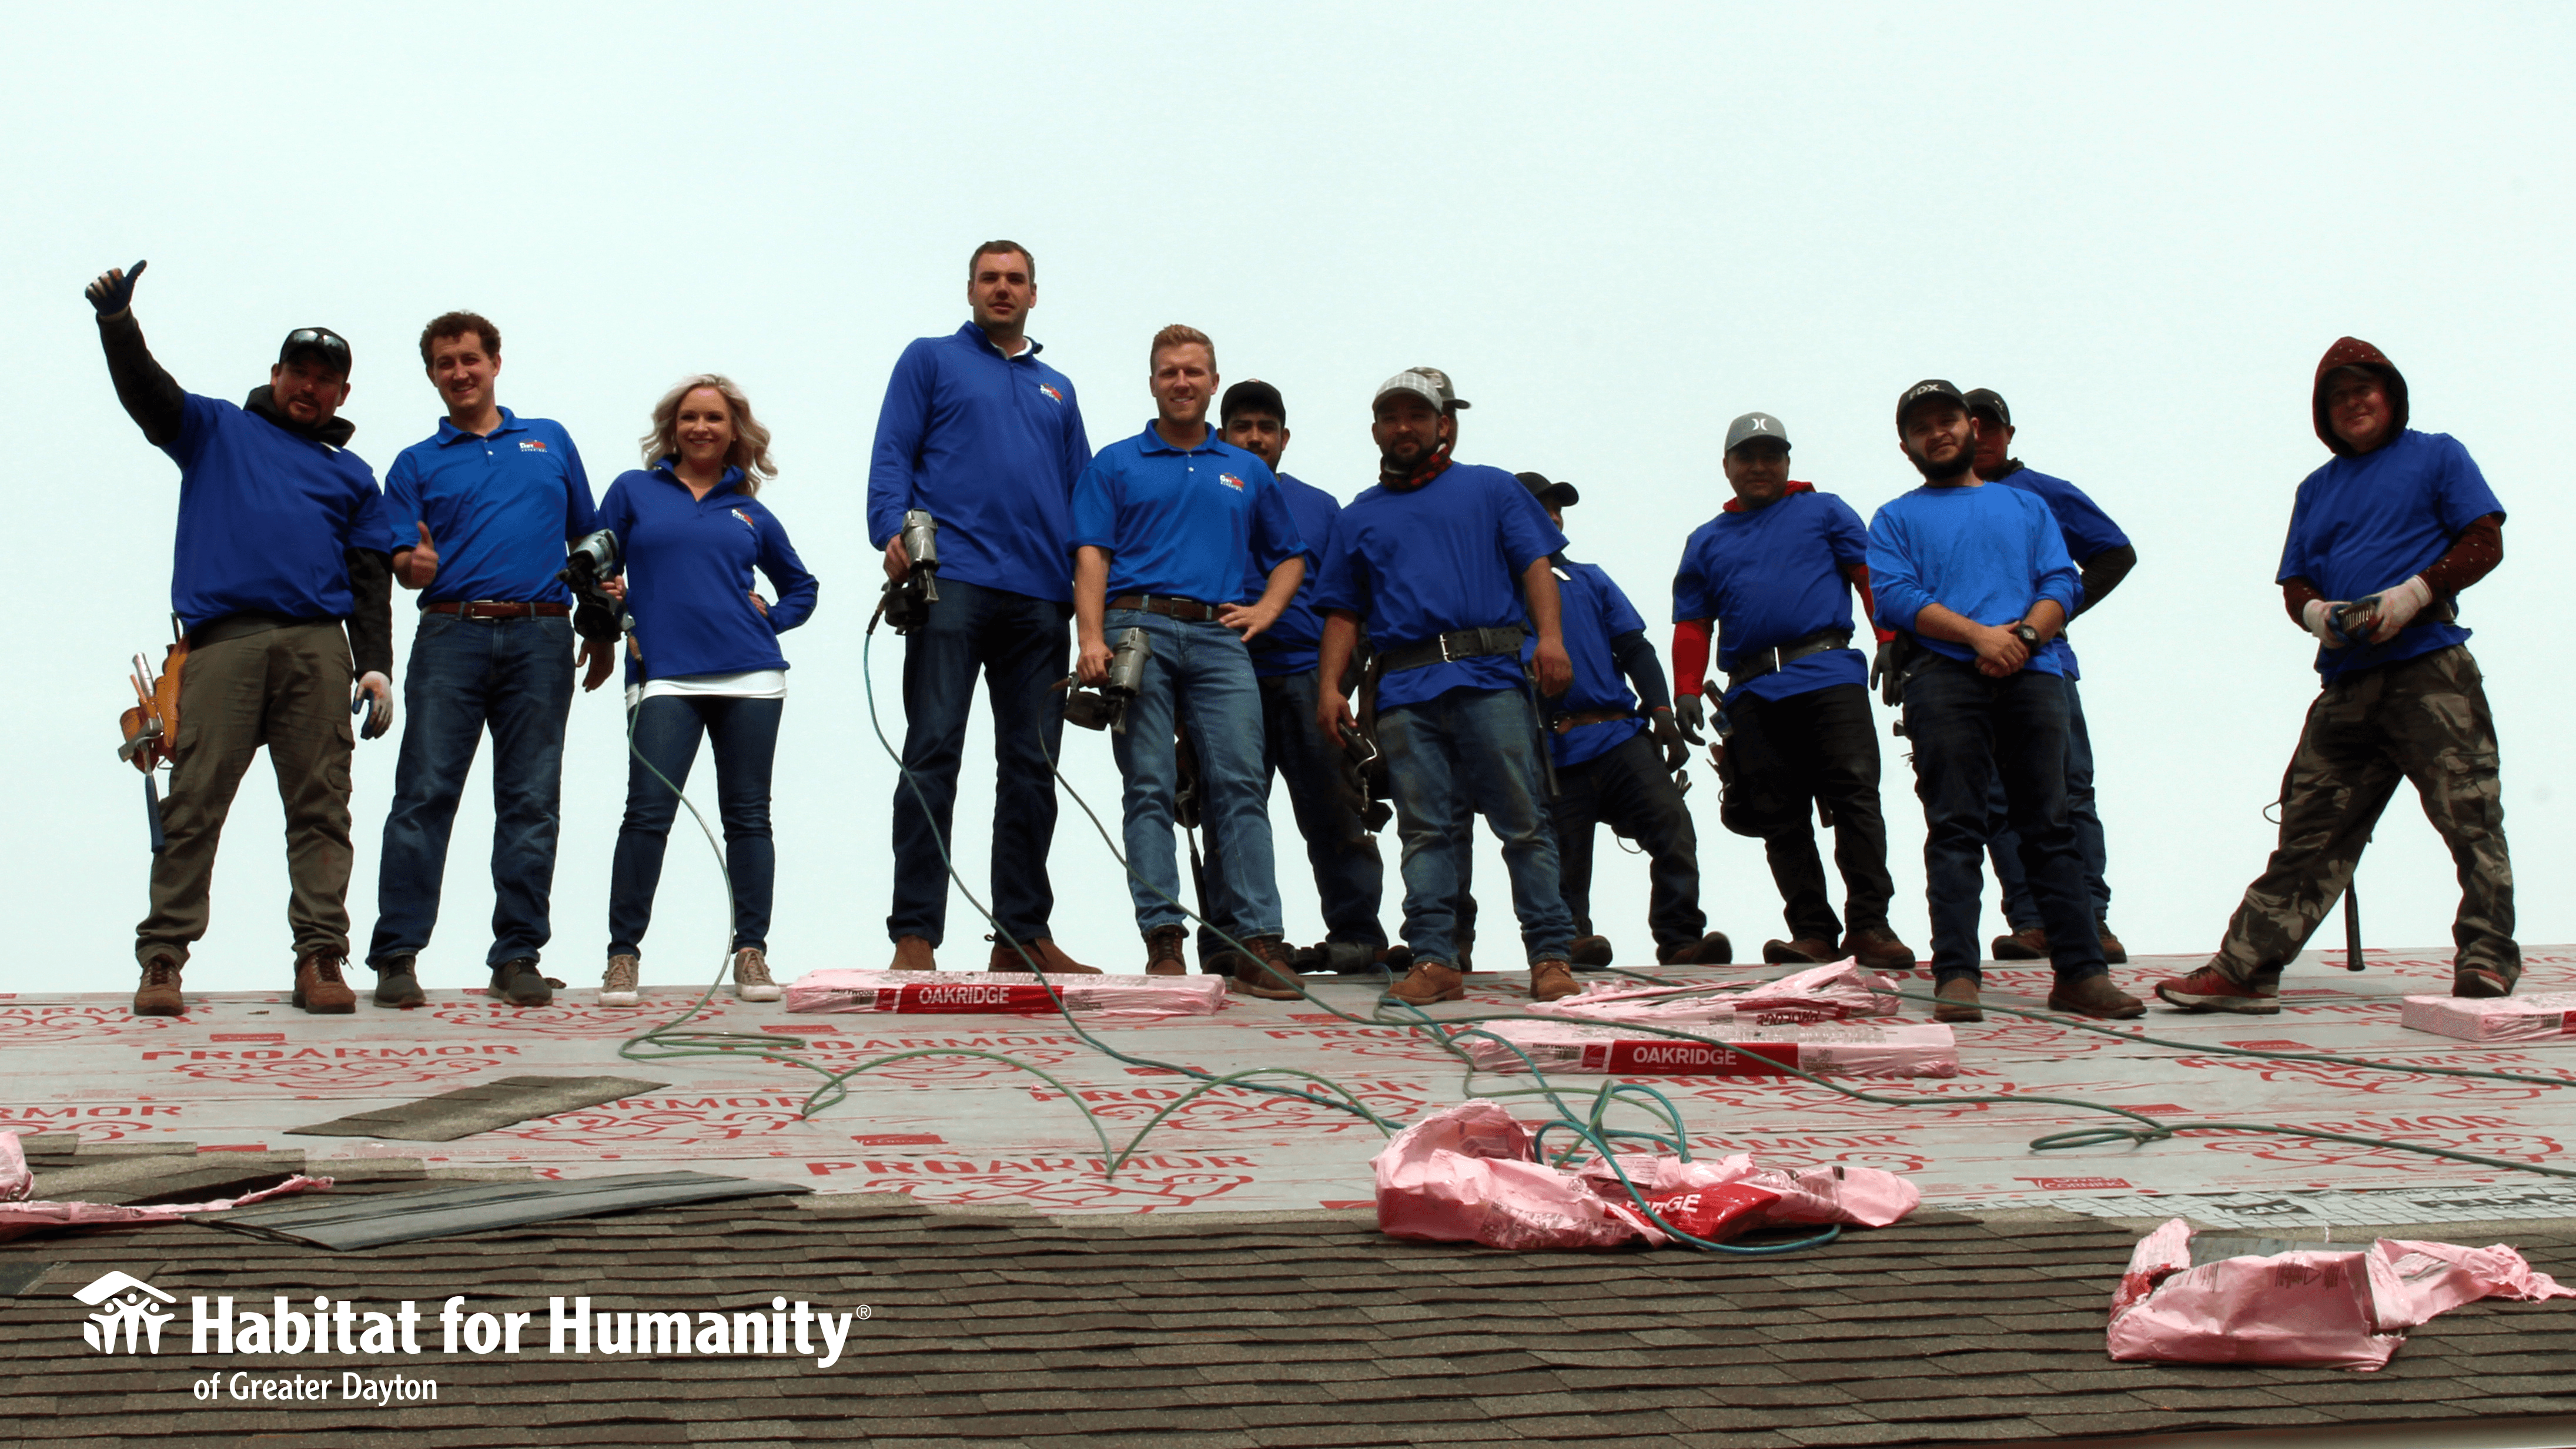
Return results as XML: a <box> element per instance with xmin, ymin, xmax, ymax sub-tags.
<box><xmin>732</xmin><ymin>947</ymin><xmax>782</xmax><ymax>1002</ymax></box>
<box><xmin>600</xmin><ymin>954</ymin><xmax>641</xmax><ymax>1008</ymax></box>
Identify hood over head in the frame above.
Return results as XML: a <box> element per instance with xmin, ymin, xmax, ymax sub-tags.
<box><xmin>2312</xmin><ymin>337</ymin><xmax>2408</xmax><ymax>456</ymax></box>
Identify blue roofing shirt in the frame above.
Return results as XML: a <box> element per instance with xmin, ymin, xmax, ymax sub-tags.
<box><xmin>1314</xmin><ymin>463</ymin><xmax>1566</xmax><ymax>712</ymax></box>
<box><xmin>1990</xmin><ymin>464</ymin><xmax>2130</xmax><ymax>681</ymax></box>
<box><xmin>1672</xmin><ymin>484</ymin><xmax>1871</xmax><ymax>705</ymax></box>
<box><xmin>383</xmin><ymin>409</ymin><xmax>598</xmax><ymax>607</ymax></box>
<box><xmin>163</xmin><ymin>393</ymin><xmax>396</xmax><ymax>629</ymax></box>
<box><xmin>2277</xmin><ymin>429</ymin><xmax>2503</xmax><ymax>682</ymax></box>
<box><xmin>1069</xmin><ymin>423</ymin><xmax>1305</xmax><ymax>605</ymax></box>
<box><xmin>1866</xmin><ymin>481</ymin><xmax>2080</xmax><ymax>678</ymax></box>
<box><xmin>1528</xmin><ymin>558</ymin><xmax>1649</xmax><ymax>768</ymax></box>
<box><xmin>596</xmin><ymin>461</ymin><xmax>819</xmax><ymax>682</ymax></box>
<box><xmin>867</xmin><ymin>322</ymin><xmax>1091</xmax><ymax>603</ymax></box>
<box><xmin>1236</xmin><ymin>472</ymin><xmax>1344</xmax><ymax>678</ymax></box>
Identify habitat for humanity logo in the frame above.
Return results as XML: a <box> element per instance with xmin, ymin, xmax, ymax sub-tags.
<box><xmin>79</xmin><ymin>1271</ymin><xmax>178</xmax><ymax>1352</ymax></box>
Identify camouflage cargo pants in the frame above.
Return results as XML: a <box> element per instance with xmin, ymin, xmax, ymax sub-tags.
<box><xmin>2214</xmin><ymin>645</ymin><xmax>2516</xmax><ymax>986</ymax></box>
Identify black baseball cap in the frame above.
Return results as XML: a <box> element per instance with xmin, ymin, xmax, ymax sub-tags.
<box><xmin>1516</xmin><ymin>471</ymin><xmax>1580</xmax><ymax>508</ymax></box>
<box><xmin>1895</xmin><ymin>378</ymin><xmax>1966</xmax><ymax>426</ymax></box>
<box><xmin>1220</xmin><ymin>378</ymin><xmax>1285</xmax><ymax>424</ymax></box>
<box><xmin>1962</xmin><ymin>388</ymin><xmax>2011</xmax><ymax>428</ymax></box>
<box><xmin>279</xmin><ymin>326</ymin><xmax>353</xmax><ymax>377</ymax></box>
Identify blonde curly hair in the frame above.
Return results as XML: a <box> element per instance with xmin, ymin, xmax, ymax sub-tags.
<box><xmin>640</xmin><ymin>373</ymin><xmax>776</xmax><ymax>494</ymax></box>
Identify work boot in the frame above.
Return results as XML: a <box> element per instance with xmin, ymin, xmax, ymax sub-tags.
<box><xmin>1529</xmin><ymin>959</ymin><xmax>1580</xmax><ymax>1002</ymax></box>
<box><xmin>2455</xmin><ymin>965</ymin><xmax>2515</xmax><ymax>999</ymax></box>
<box><xmin>600</xmin><ymin>954</ymin><xmax>642</xmax><ymax>1008</ymax></box>
<box><xmin>489</xmin><ymin>958</ymin><xmax>552</xmax><ymax>1007</ymax></box>
<box><xmin>888</xmin><ymin>936</ymin><xmax>936</xmax><ymax>972</ymax></box>
<box><xmin>2153</xmin><ymin>962</ymin><xmax>2280</xmax><ymax>1015</ymax></box>
<box><xmin>731</xmin><ymin>947</ymin><xmax>782</xmax><ymax>1002</ymax></box>
<box><xmin>292</xmin><ymin>954</ymin><xmax>357</xmax><ymax>1015</ymax></box>
<box><xmin>1763</xmin><ymin>936</ymin><xmax>1836</xmax><ymax>965</ymax></box>
<box><xmin>1231</xmin><ymin>937</ymin><xmax>1307</xmax><ymax>1000</ymax></box>
<box><xmin>988</xmin><ymin>937</ymin><xmax>1103</xmax><ymax>975</ymax></box>
<box><xmin>2048</xmin><ymin>973</ymin><xmax>2145</xmax><ymax>1020</ymax></box>
<box><xmin>1842</xmin><ymin>928</ymin><xmax>1918</xmax><ymax>975</ymax></box>
<box><xmin>1568</xmin><ymin>935</ymin><xmax>1615</xmax><ymax>968</ymax></box>
<box><xmin>1990</xmin><ymin>926</ymin><xmax>2049</xmax><ymax>961</ymax></box>
<box><xmin>1385</xmin><ymin>960</ymin><xmax>1467</xmax><ymax>1006</ymax></box>
<box><xmin>1143</xmin><ymin>925</ymin><xmax>1190</xmax><ymax>977</ymax></box>
<box><xmin>373</xmin><ymin>957</ymin><xmax>426</xmax><ymax>1008</ymax></box>
<box><xmin>1932</xmin><ymin>977</ymin><xmax>1983</xmax><ymax>1023</ymax></box>
<box><xmin>2097</xmin><ymin>924</ymin><xmax>2129</xmax><ymax>965</ymax></box>
<box><xmin>133</xmin><ymin>957</ymin><xmax>185</xmax><ymax>1018</ymax></box>
<box><xmin>1658</xmin><ymin>932</ymin><xmax>1734</xmax><ymax>965</ymax></box>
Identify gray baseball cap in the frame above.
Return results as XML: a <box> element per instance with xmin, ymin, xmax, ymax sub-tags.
<box><xmin>1724</xmin><ymin>411</ymin><xmax>1791</xmax><ymax>453</ymax></box>
<box><xmin>1373</xmin><ymin>368</ymin><xmax>1463</xmax><ymax>415</ymax></box>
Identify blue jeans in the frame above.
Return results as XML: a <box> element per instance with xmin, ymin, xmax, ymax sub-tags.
<box><xmin>1377</xmin><ymin>685</ymin><xmax>1575</xmax><ymax>968</ymax></box>
<box><xmin>1901</xmin><ymin>660</ymin><xmax>2106</xmax><ymax>987</ymax></box>
<box><xmin>609</xmin><ymin>694</ymin><xmax>782</xmax><ymax>959</ymax></box>
<box><xmin>887</xmin><ymin>577</ymin><xmax>1071</xmax><ymax>946</ymax></box>
<box><xmin>1108</xmin><ymin>610</ymin><xmax>1283</xmax><ymax>941</ymax></box>
<box><xmin>367</xmin><ymin>614</ymin><xmax>574</xmax><ymax>970</ymax></box>
<box><xmin>1986</xmin><ymin>674</ymin><xmax>2109</xmax><ymax>930</ymax></box>
<box><xmin>1197</xmin><ymin>668</ymin><xmax>1387</xmax><ymax>964</ymax></box>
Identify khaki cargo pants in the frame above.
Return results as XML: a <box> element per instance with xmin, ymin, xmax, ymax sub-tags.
<box><xmin>2213</xmin><ymin>644</ymin><xmax>2516</xmax><ymax>985</ymax></box>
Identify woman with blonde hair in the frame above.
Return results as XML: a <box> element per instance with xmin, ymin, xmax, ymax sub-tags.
<box><xmin>593</xmin><ymin>374</ymin><xmax>818</xmax><ymax>1005</ymax></box>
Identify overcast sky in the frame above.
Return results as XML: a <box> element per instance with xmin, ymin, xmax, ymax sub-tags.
<box><xmin>5</xmin><ymin>4</ymin><xmax>2568</xmax><ymax>992</ymax></box>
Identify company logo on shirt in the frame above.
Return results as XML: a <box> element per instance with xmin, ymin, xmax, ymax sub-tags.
<box><xmin>518</xmin><ymin>440</ymin><xmax>549</xmax><ymax>453</ymax></box>
<box><xmin>1037</xmin><ymin>383</ymin><xmax>1065</xmax><ymax>404</ymax></box>
<box><xmin>730</xmin><ymin>508</ymin><xmax>757</xmax><ymax>531</ymax></box>
<box><xmin>1217</xmin><ymin>473</ymin><xmax>1246</xmax><ymax>491</ymax></box>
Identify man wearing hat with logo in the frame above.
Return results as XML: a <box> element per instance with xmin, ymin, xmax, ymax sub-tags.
<box><xmin>1519</xmin><ymin>470</ymin><xmax>1729</xmax><ymax>969</ymax></box>
<box><xmin>1313</xmin><ymin>369</ymin><xmax>1581</xmax><ymax>1005</ymax></box>
<box><xmin>1868</xmin><ymin>380</ymin><xmax>2142</xmax><ymax>1021</ymax></box>
<box><xmin>1963</xmin><ymin>388</ymin><xmax>2137</xmax><ymax>968</ymax></box>
<box><xmin>1671</xmin><ymin>413</ymin><xmax>1913</xmax><ymax>973</ymax></box>
<box><xmin>84</xmin><ymin>260</ymin><xmax>398</xmax><ymax>1018</ymax></box>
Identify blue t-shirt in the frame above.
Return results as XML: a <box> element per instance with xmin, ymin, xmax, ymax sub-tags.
<box><xmin>1528</xmin><ymin>559</ymin><xmax>1650</xmax><ymax>768</ymax></box>
<box><xmin>1237</xmin><ymin>471</ymin><xmax>1343</xmax><ymax>678</ymax></box>
<box><xmin>1671</xmin><ymin>485</ymin><xmax>1871</xmax><ymax>705</ymax></box>
<box><xmin>2277</xmin><ymin>429</ymin><xmax>2503</xmax><ymax>682</ymax></box>
<box><xmin>1992</xmin><ymin>464</ymin><xmax>2130</xmax><ymax>681</ymax></box>
<box><xmin>383</xmin><ymin>409</ymin><xmax>598</xmax><ymax>608</ymax></box>
<box><xmin>1069</xmin><ymin>423</ymin><xmax>1304</xmax><ymax>607</ymax></box>
<box><xmin>163</xmin><ymin>393</ymin><xmax>396</xmax><ymax>629</ymax></box>
<box><xmin>1315</xmin><ymin>463</ymin><xmax>1565</xmax><ymax>712</ymax></box>
<box><xmin>866</xmin><ymin>323</ymin><xmax>1091</xmax><ymax>603</ymax></box>
<box><xmin>596</xmin><ymin>462</ymin><xmax>819</xmax><ymax>682</ymax></box>
<box><xmin>1866</xmin><ymin>481</ymin><xmax>2079</xmax><ymax>677</ymax></box>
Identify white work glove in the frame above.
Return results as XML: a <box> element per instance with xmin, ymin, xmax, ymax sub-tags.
<box><xmin>2357</xmin><ymin>576</ymin><xmax>2433</xmax><ymax>644</ymax></box>
<box><xmin>353</xmin><ymin>671</ymin><xmax>394</xmax><ymax>739</ymax></box>
<box><xmin>2301</xmin><ymin>598</ymin><xmax>2353</xmax><ymax>648</ymax></box>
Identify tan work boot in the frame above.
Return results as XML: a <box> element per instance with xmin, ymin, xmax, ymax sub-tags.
<box><xmin>732</xmin><ymin>947</ymin><xmax>783</xmax><ymax>1002</ymax></box>
<box><xmin>888</xmin><ymin>936</ymin><xmax>936</xmax><ymax>972</ymax></box>
<box><xmin>1231</xmin><ymin>937</ymin><xmax>1307</xmax><ymax>1000</ymax></box>
<box><xmin>1385</xmin><ymin>960</ymin><xmax>1467</xmax><ymax>1006</ymax></box>
<box><xmin>1143</xmin><ymin>925</ymin><xmax>1189</xmax><ymax>976</ymax></box>
<box><xmin>600</xmin><ymin>954</ymin><xmax>642</xmax><ymax>1008</ymax></box>
<box><xmin>133</xmin><ymin>957</ymin><xmax>185</xmax><ymax>1018</ymax></box>
<box><xmin>1529</xmin><ymin>959</ymin><xmax>1580</xmax><ymax>1002</ymax></box>
<box><xmin>989</xmin><ymin>937</ymin><xmax>1104</xmax><ymax>975</ymax></box>
<box><xmin>1841</xmin><ymin>928</ymin><xmax>1919</xmax><ymax>975</ymax></box>
<box><xmin>292</xmin><ymin>953</ymin><xmax>357</xmax><ymax>1015</ymax></box>
<box><xmin>1990</xmin><ymin>926</ymin><xmax>2049</xmax><ymax>961</ymax></box>
<box><xmin>2047</xmin><ymin>973</ymin><xmax>2145</xmax><ymax>1020</ymax></box>
<box><xmin>1932</xmin><ymin>976</ymin><xmax>1983</xmax><ymax>1023</ymax></box>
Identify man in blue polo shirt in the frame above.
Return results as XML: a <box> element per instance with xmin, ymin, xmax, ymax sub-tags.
<box><xmin>364</xmin><ymin>312</ymin><xmax>614</xmax><ymax>1010</ymax></box>
<box><xmin>1671</xmin><ymin>413</ymin><xmax>1912</xmax><ymax>974</ymax></box>
<box><xmin>1070</xmin><ymin>327</ymin><xmax>1307</xmax><ymax>994</ymax></box>
<box><xmin>1964</xmin><ymin>389</ymin><xmax>2138</xmax><ymax>967</ymax></box>
<box><xmin>868</xmin><ymin>240</ymin><xmax>1098</xmax><ymax>976</ymax></box>
<box><xmin>2160</xmin><ymin>339</ymin><xmax>2515</xmax><ymax>1012</ymax></box>
<box><xmin>1519</xmin><ymin>471</ymin><xmax>1728</xmax><ymax>969</ymax></box>
<box><xmin>1868</xmin><ymin>380</ymin><xmax>2142</xmax><ymax>1022</ymax></box>
<box><xmin>86</xmin><ymin>260</ymin><xmax>397</xmax><ymax>1018</ymax></box>
<box><xmin>1315</xmin><ymin>369</ymin><xmax>1580</xmax><ymax>1006</ymax></box>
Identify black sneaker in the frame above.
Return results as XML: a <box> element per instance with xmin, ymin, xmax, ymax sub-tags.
<box><xmin>490</xmin><ymin>958</ymin><xmax>553</xmax><ymax>1006</ymax></box>
<box><xmin>373</xmin><ymin>958</ymin><xmax>426</xmax><ymax>1008</ymax></box>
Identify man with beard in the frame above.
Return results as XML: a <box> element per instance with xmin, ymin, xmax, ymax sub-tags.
<box><xmin>1314</xmin><ymin>370</ymin><xmax>1580</xmax><ymax>1005</ymax></box>
<box><xmin>1867</xmin><ymin>380</ymin><xmax>2142</xmax><ymax>1022</ymax></box>
<box><xmin>2159</xmin><ymin>340</ymin><xmax>2514</xmax><ymax>1012</ymax></box>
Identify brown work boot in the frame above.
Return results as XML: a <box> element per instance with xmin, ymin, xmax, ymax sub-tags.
<box><xmin>1932</xmin><ymin>976</ymin><xmax>1983</xmax><ymax>1023</ymax></box>
<box><xmin>1530</xmin><ymin>959</ymin><xmax>1580</xmax><ymax>1002</ymax></box>
<box><xmin>2097</xmin><ymin>925</ymin><xmax>2129</xmax><ymax>965</ymax></box>
<box><xmin>1658</xmin><ymin>932</ymin><xmax>1734</xmax><ymax>965</ymax></box>
<box><xmin>1143</xmin><ymin>925</ymin><xmax>1189</xmax><ymax>977</ymax></box>
<box><xmin>1385</xmin><ymin>960</ymin><xmax>1467</xmax><ymax>1006</ymax></box>
<box><xmin>1763</xmin><ymin>936</ymin><xmax>1836</xmax><ymax>964</ymax></box>
<box><xmin>292</xmin><ymin>953</ymin><xmax>357</xmax><ymax>1015</ymax></box>
<box><xmin>888</xmin><ymin>935</ymin><xmax>936</xmax><ymax>972</ymax></box>
<box><xmin>2048</xmin><ymin>973</ymin><xmax>2145</xmax><ymax>1020</ymax></box>
<box><xmin>133</xmin><ymin>956</ymin><xmax>185</xmax><ymax>1017</ymax></box>
<box><xmin>1990</xmin><ymin>926</ymin><xmax>2049</xmax><ymax>961</ymax></box>
<box><xmin>2455</xmin><ymin>965</ymin><xmax>2514</xmax><ymax>999</ymax></box>
<box><xmin>1231</xmin><ymin>937</ymin><xmax>1307</xmax><ymax>1000</ymax></box>
<box><xmin>1842</xmin><ymin>928</ymin><xmax>1919</xmax><ymax>975</ymax></box>
<box><xmin>988</xmin><ymin>937</ymin><xmax>1103</xmax><ymax>975</ymax></box>
<box><xmin>1568</xmin><ymin>934</ymin><xmax>1615</xmax><ymax>968</ymax></box>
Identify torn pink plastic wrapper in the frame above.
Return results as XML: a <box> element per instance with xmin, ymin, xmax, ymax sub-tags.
<box><xmin>2106</xmin><ymin>1216</ymin><xmax>2575</xmax><ymax>1370</ymax></box>
<box><xmin>1528</xmin><ymin>959</ymin><xmax>1902</xmax><ymax>1026</ymax></box>
<box><xmin>0</xmin><ymin>1130</ymin><xmax>333</xmax><ymax>1241</ymax></box>
<box><xmin>785</xmin><ymin>969</ymin><xmax>1228</xmax><ymax>1019</ymax></box>
<box><xmin>2401</xmin><ymin>991</ymin><xmax>2576</xmax><ymax>1045</ymax></box>
<box><xmin>1372</xmin><ymin>1100</ymin><xmax>1919</xmax><ymax>1250</ymax></box>
<box><xmin>1457</xmin><ymin>1016</ymin><xmax>1957</xmax><ymax>1077</ymax></box>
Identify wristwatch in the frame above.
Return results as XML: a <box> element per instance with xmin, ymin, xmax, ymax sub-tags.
<box><xmin>2010</xmin><ymin>623</ymin><xmax>2042</xmax><ymax>650</ymax></box>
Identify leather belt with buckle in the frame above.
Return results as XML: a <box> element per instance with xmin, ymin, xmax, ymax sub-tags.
<box><xmin>1551</xmin><ymin>707</ymin><xmax>1635</xmax><ymax>735</ymax></box>
<box><xmin>426</xmin><ymin>601</ymin><xmax>573</xmax><ymax>620</ymax></box>
<box><xmin>1109</xmin><ymin>594</ymin><xmax>1222</xmax><ymax>623</ymax></box>
<box><xmin>1725</xmin><ymin>628</ymin><xmax>1853</xmax><ymax>690</ymax></box>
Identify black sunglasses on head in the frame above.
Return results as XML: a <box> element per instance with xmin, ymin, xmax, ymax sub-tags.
<box><xmin>279</xmin><ymin>327</ymin><xmax>352</xmax><ymax>369</ymax></box>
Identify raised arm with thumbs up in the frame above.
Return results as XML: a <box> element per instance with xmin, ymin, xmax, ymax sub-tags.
<box><xmin>393</xmin><ymin>521</ymin><xmax>439</xmax><ymax>590</ymax></box>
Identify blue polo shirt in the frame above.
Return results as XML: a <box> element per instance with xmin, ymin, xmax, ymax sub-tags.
<box><xmin>1992</xmin><ymin>463</ymin><xmax>2130</xmax><ymax>681</ymax></box>
<box><xmin>596</xmin><ymin>461</ymin><xmax>819</xmax><ymax>682</ymax></box>
<box><xmin>1237</xmin><ymin>472</ymin><xmax>1343</xmax><ymax>678</ymax></box>
<box><xmin>1069</xmin><ymin>423</ymin><xmax>1304</xmax><ymax>606</ymax></box>
<box><xmin>1866</xmin><ymin>481</ymin><xmax>2079</xmax><ymax>678</ymax></box>
<box><xmin>1527</xmin><ymin>559</ymin><xmax>1650</xmax><ymax>767</ymax></box>
<box><xmin>1672</xmin><ymin>484</ymin><xmax>1871</xmax><ymax>705</ymax></box>
<box><xmin>867</xmin><ymin>322</ymin><xmax>1090</xmax><ymax>603</ymax></box>
<box><xmin>383</xmin><ymin>409</ymin><xmax>597</xmax><ymax>608</ymax></box>
<box><xmin>2277</xmin><ymin>429</ymin><xmax>2502</xmax><ymax>682</ymax></box>
<box><xmin>1314</xmin><ymin>462</ymin><xmax>1565</xmax><ymax>712</ymax></box>
<box><xmin>163</xmin><ymin>393</ymin><xmax>395</xmax><ymax>629</ymax></box>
